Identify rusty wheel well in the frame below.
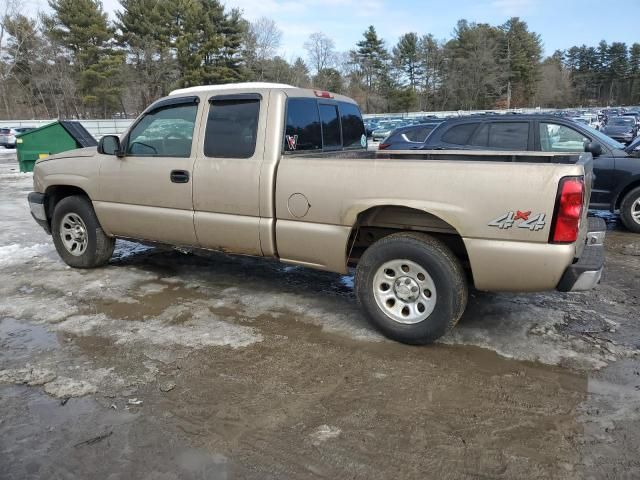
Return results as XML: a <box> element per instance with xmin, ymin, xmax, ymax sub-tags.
<box><xmin>44</xmin><ymin>185</ymin><xmax>90</xmax><ymax>224</ymax></box>
<box><xmin>346</xmin><ymin>206</ymin><xmax>469</xmax><ymax>268</ymax></box>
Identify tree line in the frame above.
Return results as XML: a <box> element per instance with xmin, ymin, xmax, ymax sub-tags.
<box><xmin>1</xmin><ymin>0</ymin><xmax>639</xmax><ymax>119</ymax></box>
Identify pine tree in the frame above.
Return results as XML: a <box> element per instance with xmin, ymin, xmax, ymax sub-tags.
<box><xmin>500</xmin><ymin>17</ymin><xmax>542</xmax><ymax>107</ymax></box>
<box><xmin>393</xmin><ymin>32</ymin><xmax>422</xmax><ymax>91</ymax></box>
<box><xmin>116</xmin><ymin>0</ymin><xmax>175</xmax><ymax>110</ymax></box>
<box><xmin>350</xmin><ymin>26</ymin><xmax>388</xmax><ymax>112</ymax></box>
<box><xmin>44</xmin><ymin>0</ymin><xmax>123</xmax><ymax>116</ymax></box>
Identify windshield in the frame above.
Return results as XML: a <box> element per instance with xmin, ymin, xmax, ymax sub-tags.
<box><xmin>582</xmin><ymin>124</ymin><xmax>625</xmax><ymax>149</ymax></box>
<box><xmin>609</xmin><ymin>117</ymin><xmax>635</xmax><ymax>126</ymax></box>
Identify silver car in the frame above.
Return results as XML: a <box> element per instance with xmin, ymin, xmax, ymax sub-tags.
<box><xmin>0</xmin><ymin>127</ymin><xmax>34</xmax><ymax>148</ymax></box>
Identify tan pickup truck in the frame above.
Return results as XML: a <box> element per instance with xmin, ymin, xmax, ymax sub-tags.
<box><xmin>28</xmin><ymin>82</ymin><xmax>606</xmax><ymax>344</ymax></box>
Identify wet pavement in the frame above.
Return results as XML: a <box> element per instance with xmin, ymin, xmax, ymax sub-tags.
<box><xmin>1</xmin><ymin>150</ymin><xmax>639</xmax><ymax>479</ymax></box>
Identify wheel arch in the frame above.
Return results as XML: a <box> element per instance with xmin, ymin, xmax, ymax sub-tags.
<box><xmin>346</xmin><ymin>204</ymin><xmax>469</xmax><ymax>269</ymax></box>
<box><xmin>44</xmin><ymin>185</ymin><xmax>91</xmax><ymax>227</ymax></box>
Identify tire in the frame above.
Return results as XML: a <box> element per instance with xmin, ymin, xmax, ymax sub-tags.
<box><xmin>355</xmin><ymin>232</ymin><xmax>468</xmax><ymax>345</ymax></box>
<box><xmin>620</xmin><ymin>187</ymin><xmax>640</xmax><ymax>234</ymax></box>
<box><xmin>51</xmin><ymin>195</ymin><xmax>115</xmax><ymax>268</ymax></box>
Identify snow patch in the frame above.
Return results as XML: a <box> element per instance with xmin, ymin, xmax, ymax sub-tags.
<box><xmin>0</xmin><ymin>243</ymin><xmax>54</xmax><ymax>268</ymax></box>
<box><xmin>43</xmin><ymin>377</ymin><xmax>98</xmax><ymax>398</ymax></box>
<box><xmin>309</xmin><ymin>425</ymin><xmax>341</xmax><ymax>445</ymax></box>
<box><xmin>0</xmin><ymin>367</ymin><xmax>57</xmax><ymax>386</ymax></box>
<box><xmin>55</xmin><ymin>306</ymin><xmax>263</xmax><ymax>351</ymax></box>
<box><xmin>231</xmin><ymin>291</ymin><xmax>384</xmax><ymax>342</ymax></box>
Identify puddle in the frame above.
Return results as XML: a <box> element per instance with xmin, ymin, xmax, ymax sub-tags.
<box><xmin>0</xmin><ymin>318</ymin><xmax>59</xmax><ymax>363</ymax></box>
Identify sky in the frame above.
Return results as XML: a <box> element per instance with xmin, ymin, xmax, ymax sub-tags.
<box><xmin>28</xmin><ymin>0</ymin><xmax>640</xmax><ymax>61</ymax></box>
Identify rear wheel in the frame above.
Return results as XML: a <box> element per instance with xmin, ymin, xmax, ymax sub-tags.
<box><xmin>51</xmin><ymin>195</ymin><xmax>115</xmax><ymax>268</ymax></box>
<box><xmin>620</xmin><ymin>187</ymin><xmax>640</xmax><ymax>234</ymax></box>
<box><xmin>355</xmin><ymin>232</ymin><xmax>468</xmax><ymax>344</ymax></box>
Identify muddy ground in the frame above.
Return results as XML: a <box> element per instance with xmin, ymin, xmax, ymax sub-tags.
<box><xmin>0</xmin><ymin>150</ymin><xmax>639</xmax><ymax>480</ymax></box>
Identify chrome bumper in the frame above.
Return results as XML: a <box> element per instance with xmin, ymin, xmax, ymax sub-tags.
<box><xmin>557</xmin><ymin>217</ymin><xmax>606</xmax><ymax>292</ymax></box>
<box><xmin>28</xmin><ymin>192</ymin><xmax>50</xmax><ymax>234</ymax></box>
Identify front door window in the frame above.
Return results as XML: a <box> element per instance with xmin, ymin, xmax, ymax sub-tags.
<box><xmin>127</xmin><ymin>104</ymin><xmax>198</xmax><ymax>157</ymax></box>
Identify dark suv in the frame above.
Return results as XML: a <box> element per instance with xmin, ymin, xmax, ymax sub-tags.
<box><xmin>422</xmin><ymin>115</ymin><xmax>640</xmax><ymax>232</ymax></box>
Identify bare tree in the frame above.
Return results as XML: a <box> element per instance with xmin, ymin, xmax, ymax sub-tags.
<box><xmin>304</xmin><ymin>32</ymin><xmax>335</xmax><ymax>74</ymax></box>
<box><xmin>251</xmin><ymin>17</ymin><xmax>282</xmax><ymax>61</ymax></box>
<box><xmin>243</xmin><ymin>17</ymin><xmax>282</xmax><ymax>80</ymax></box>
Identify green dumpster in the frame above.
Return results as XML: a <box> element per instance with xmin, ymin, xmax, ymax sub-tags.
<box><xmin>15</xmin><ymin>121</ymin><xmax>98</xmax><ymax>172</ymax></box>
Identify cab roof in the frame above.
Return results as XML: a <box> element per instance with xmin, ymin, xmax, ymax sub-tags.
<box><xmin>169</xmin><ymin>82</ymin><xmax>295</xmax><ymax>96</ymax></box>
<box><xmin>168</xmin><ymin>82</ymin><xmax>358</xmax><ymax>104</ymax></box>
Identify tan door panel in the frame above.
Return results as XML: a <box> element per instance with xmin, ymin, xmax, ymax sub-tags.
<box><xmin>192</xmin><ymin>92</ymin><xmax>267</xmax><ymax>255</ymax></box>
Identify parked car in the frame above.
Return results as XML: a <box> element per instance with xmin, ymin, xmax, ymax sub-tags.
<box><xmin>28</xmin><ymin>83</ymin><xmax>604</xmax><ymax>345</ymax></box>
<box><xmin>601</xmin><ymin>116</ymin><xmax>638</xmax><ymax>144</ymax></box>
<box><xmin>378</xmin><ymin>123</ymin><xmax>442</xmax><ymax>150</ymax></box>
<box><xmin>421</xmin><ymin>114</ymin><xmax>640</xmax><ymax>232</ymax></box>
<box><xmin>0</xmin><ymin>127</ymin><xmax>35</xmax><ymax>148</ymax></box>
<box><xmin>571</xmin><ymin>115</ymin><xmax>601</xmax><ymax>131</ymax></box>
<box><xmin>622</xmin><ymin>111</ymin><xmax>640</xmax><ymax>127</ymax></box>
<box><xmin>371</xmin><ymin>121</ymin><xmax>404</xmax><ymax>141</ymax></box>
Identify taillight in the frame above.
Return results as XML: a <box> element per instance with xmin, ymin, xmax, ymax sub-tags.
<box><xmin>550</xmin><ymin>176</ymin><xmax>584</xmax><ymax>243</ymax></box>
<box><xmin>378</xmin><ymin>143</ymin><xmax>390</xmax><ymax>150</ymax></box>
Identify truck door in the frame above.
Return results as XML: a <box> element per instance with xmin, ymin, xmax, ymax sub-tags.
<box><xmin>191</xmin><ymin>93</ymin><xmax>264</xmax><ymax>255</ymax></box>
<box><xmin>537</xmin><ymin>121</ymin><xmax>614</xmax><ymax>207</ymax></box>
<box><xmin>95</xmin><ymin>96</ymin><xmax>200</xmax><ymax>246</ymax></box>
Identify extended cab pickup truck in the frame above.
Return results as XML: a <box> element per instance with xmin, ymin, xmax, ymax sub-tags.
<box><xmin>28</xmin><ymin>83</ymin><xmax>606</xmax><ymax>344</ymax></box>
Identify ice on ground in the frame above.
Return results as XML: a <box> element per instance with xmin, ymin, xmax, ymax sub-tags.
<box><xmin>0</xmin><ymin>172</ymin><xmax>31</xmax><ymax>178</ymax></box>
<box><xmin>233</xmin><ymin>290</ymin><xmax>384</xmax><ymax>342</ymax></box>
<box><xmin>309</xmin><ymin>425</ymin><xmax>342</xmax><ymax>445</ymax></box>
<box><xmin>0</xmin><ymin>367</ymin><xmax>57</xmax><ymax>386</ymax></box>
<box><xmin>439</xmin><ymin>294</ymin><xmax>637</xmax><ymax>370</ymax></box>
<box><xmin>0</xmin><ymin>243</ymin><xmax>54</xmax><ymax>268</ymax></box>
<box><xmin>112</xmin><ymin>240</ymin><xmax>154</xmax><ymax>260</ymax></box>
<box><xmin>43</xmin><ymin>377</ymin><xmax>98</xmax><ymax>398</ymax></box>
<box><xmin>56</xmin><ymin>305</ymin><xmax>263</xmax><ymax>351</ymax></box>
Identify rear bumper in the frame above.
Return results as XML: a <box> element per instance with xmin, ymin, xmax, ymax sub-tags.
<box><xmin>28</xmin><ymin>192</ymin><xmax>51</xmax><ymax>234</ymax></box>
<box><xmin>556</xmin><ymin>217</ymin><xmax>605</xmax><ymax>292</ymax></box>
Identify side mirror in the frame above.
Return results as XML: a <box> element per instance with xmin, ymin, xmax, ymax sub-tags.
<box><xmin>584</xmin><ymin>141</ymin><xmax>602</xmax><ymax>158</ymax></box>
<box><xmin>98</xmin><ymin>135</ymin><xmax>123</xmax><ymax>157</ymax></box>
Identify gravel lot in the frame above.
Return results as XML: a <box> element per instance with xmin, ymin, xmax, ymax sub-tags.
<box><xmin>1</xmin><ymin>149</ymin><xmax>639</xmax><ymax>479</ymax></box>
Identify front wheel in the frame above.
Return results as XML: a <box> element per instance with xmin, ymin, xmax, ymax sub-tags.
<box><xmin>355</xmin><ymin>232</ymin><xmax>468</xmax><ymax>345</ymax></box>
<box><xmin>51</xmin><ymin>195</ymin><xmax>115</xmax><ymax>268</ymax></box>
<box><xmin>620</xmin><ymin>187</ymin><xmax>640</xmax><ymax>234</ymax></box>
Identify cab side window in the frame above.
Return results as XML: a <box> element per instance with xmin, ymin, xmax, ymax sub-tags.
<box><xmin>204</xmin><ymin>98</ymin><xmax>260</xmax><ymax>158</ymax></box>
<box><xmin>319</xmin><ymin>104</ymin><xmax>341</xmax><ymax>149</ymax></box>
<box><xmin>339</xmin><ymin>101</ymin><xmax>366</xmax><ymax>148</ymax></box>
<box><xmin>540</xmin><ymin>123</ymin><xmax>589</xmax><ymax>152</ymax></box>
<box><xmin>127</xmin><ymin>103</ymin><xmax>198</xmax><ymax>157</ymax></box>
<box><xmin>285</xmin><ymin>98</ymin><xmax>322</xmax><ymax>152</ymax></box>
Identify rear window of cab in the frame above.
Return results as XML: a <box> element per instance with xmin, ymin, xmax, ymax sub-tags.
<box><xmin>284</xmin><ymin>98</ymin><xmax>366</xmax><ymax>153</ymax></box>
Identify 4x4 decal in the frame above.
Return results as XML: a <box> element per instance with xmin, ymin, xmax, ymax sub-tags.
<box><xmin>489</xmin><ymin>210</ymin><xmax>546</xmax><ymax>231</ymax></box>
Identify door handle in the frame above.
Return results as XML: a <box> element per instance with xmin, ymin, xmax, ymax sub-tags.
<box><xmin>170</xmin><ymin>170</ymin><xmax>189</xmax><ymax>183</ymax></box>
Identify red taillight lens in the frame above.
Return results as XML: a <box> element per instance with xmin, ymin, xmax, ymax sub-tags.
<box><xmin>378</xmin><ymin>143</ymin><xmax>390</xmax><ymax>150</ymax></box>
<box><xmin>550</xmin><ymin>176</ymin><xmax>584</xmax><ymax>243</ymax></box>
